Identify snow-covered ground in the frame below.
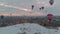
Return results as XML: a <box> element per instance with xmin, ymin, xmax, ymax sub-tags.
<box><xmin>0</xmin><ymin>23</ymin><xmax>60</xmax><ymax>34</ymax></box>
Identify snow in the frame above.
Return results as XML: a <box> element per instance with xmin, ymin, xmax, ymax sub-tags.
<box><xmin>0</xmin><ymin>23</ymin><xmax>60</xmax><ymax>34</ymax></box>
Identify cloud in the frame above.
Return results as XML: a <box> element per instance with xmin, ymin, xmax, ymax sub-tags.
<box><xmin>0</xmin><ymin>3</ymin><xmax>31</xmax><ymax>12</ymax></box>
<box><xmin>0</xmin><ymin>13</ymin><xmax>21</xmax><ymax>16</ymax></box>
<box><xmin>0</xmin><ymin>2</ymin><xmax>46</xmax><ymax>16</ymax></box>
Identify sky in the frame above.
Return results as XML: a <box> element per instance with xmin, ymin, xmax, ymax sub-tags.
<box><xmin>0</xmin><ymin>0</ymin><xmax>60</xmax><ymax>16</ymax></box>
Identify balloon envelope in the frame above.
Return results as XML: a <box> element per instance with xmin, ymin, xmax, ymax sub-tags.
<box><xmin>49</xmin><ymin>0</ymin><xmax>54</xmax><ymax>5</ymax></box>
<box><xmin>47</xmin><ymin>14</ymin><xmax>53</xmax><ymax>17</ymax></box>
<box><xmin>32</xmin><ymin>5</ymin><xmax>34</xmax><ymax>10</ymax></box>
<box><xmin>41</xmin><ymin>7</ymin><xmax>44</xmax><ymax>10</ymax></box>
<box><xmin>47</xmin><ymin>14</ymin><xmax>53</xmax><ymax>20</ymax></box>
<box><xmin>39</xmin><ymin>7</ymin><xmax>44</xmax><ymax>10</ymax></box>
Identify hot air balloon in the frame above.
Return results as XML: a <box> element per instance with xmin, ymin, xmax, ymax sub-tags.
<box><xmin>47</xmin><ymin>14</ymin><xmax>53</xmax><ymax>22</ymax></box>
<box><xmin>31</xmin><ymin>5</ymin><xmax>34</xmax><ymax>10</ymax></box>
<box><xmin>39</xmin><ymin>6</ymin><xmax>44</xmax><ymax>10</ymax></box>
<box><xmin>49</xmin><ymin>0</ymin><xmax>54</xmax><ymax>5</ymax></box>
<box><xmin>41</xmin><ymin>7</ymin><xmax>44</xmax><ymax>10</ymax></box>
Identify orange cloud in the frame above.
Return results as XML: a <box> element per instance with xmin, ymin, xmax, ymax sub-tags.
<box><xmin>0</xmin><ymin>13</ymin><xmax>21</xmax><ymax>16</ymax></box>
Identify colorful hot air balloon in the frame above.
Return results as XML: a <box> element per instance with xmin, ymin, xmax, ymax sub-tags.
<box><xmin>47</xmin><ymin>14</ymin><xmax>53</xmax><ymax>22</ymax></box>
<box><xmin>49</xmin><ymin>0</ymin><xmax>54</xmax><ymax>5</ymax></box>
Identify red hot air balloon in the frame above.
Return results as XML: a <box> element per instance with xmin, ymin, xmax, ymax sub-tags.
<box><xmin>47</xmin><ymin>14</ymin><xmax>53</xmax><ymax>22</ymax></box>
<box><xmin>49</xmin><ymin>0</ymin><xmax>54</xmax><ymax>5</ymax></box>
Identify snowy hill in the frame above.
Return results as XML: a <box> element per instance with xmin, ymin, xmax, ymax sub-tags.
<box><xmin>0</xmin><ymin>23</ymin><xmax>60</xmax><ymax>34</ymax></box>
